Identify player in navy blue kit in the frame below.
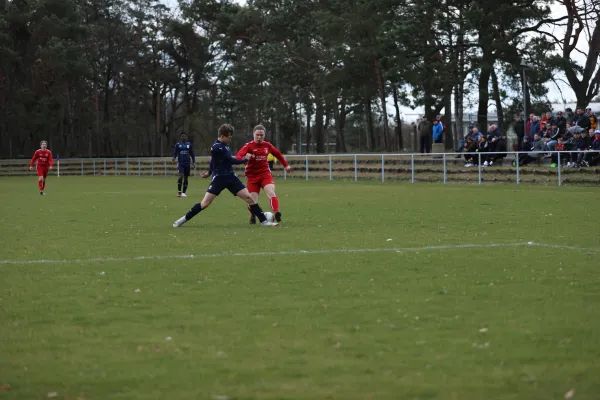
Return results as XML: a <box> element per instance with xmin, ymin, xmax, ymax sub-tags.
<box><xmin>172</xmin><ymin>132</ymin><xmax>196</xmax><ymax>197</ymax></box>
<box><xmin>173</xmin><ymin>124</ymin><xmax>278</xmax><ymax>227</ymax></box>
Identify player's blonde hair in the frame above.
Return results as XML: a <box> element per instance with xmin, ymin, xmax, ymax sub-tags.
<box><xmin>40</xmin><ymin>140</ymin><xmax>48</xmax><ymax>146</ymax></box>
<box><xmin>253</xmin><ymin>124</ymin><xmax>266</xmax><ymax>132</ymax></box>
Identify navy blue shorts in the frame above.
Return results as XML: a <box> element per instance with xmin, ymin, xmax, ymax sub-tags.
<box><xmin>207</xmin><ymin>175</ymin><xmax>246</xmax><ymax>196</ymax></box>
<box><xmin>178</xmin><ymin>164</ymin><xmax>191</xmax><ymax>176</ymax></box>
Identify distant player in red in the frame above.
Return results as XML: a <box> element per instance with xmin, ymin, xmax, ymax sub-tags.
<box><xmin>29</xmin><ymin>140</ymin><xmax>54</xmax><ymax>195</ymax></box>
<box><xmin>236</xmin><ymin>124</ymin><xmax>291</xmax><ymax>224</ymax></box>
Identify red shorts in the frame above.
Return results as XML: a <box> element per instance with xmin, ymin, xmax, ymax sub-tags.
<box><xmin>37</xmin><ymin>166</ymin><xmax>49</xmax><ymax>178</ymax></box>
<box><xmin>246</xmin><ymin>173</ymin><xmax>275</xmax><ymax>193</ymax></box>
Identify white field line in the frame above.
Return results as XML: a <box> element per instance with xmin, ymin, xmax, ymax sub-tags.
<box><xmin>0</xmin><ymin>242</ymin><xmax>597</xmax><ymax>265</ymax></box>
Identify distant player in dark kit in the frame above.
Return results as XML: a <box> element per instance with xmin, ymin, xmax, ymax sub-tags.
<box><xmin>29</xmin><ymin>140</ymin><xmax>54</xmax><ymax>195</ymax></box>
<box><xmin>173</xmin><ymin>124</ymin><xmax>279</xmax><ymax>227</ymax></box>
<box><xmin>172</xmin><ymin>132</ymin><xmax>195</xmax><ymax>197</ymax></box>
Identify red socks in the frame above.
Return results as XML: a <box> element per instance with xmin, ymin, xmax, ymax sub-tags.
<box><xmin>38</xmin><ymin>180</ymin><xmax>43</xmax><ymax>191</ymax></box>
<box><xmin>270</xmin><ymin>196</ymin><xmax>279</xmax><ymax>212</ymax></box>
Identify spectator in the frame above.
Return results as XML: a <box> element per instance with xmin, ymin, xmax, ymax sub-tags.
<box><xmin>567</xmin><ymin>131</ymin><xmax>584</xmax><ymax>167</ymax></box>
<box><xmin>432</xmin><ymin>118</ymin><xmax>444</xmax><ymax>144</ymax></box>
<box><xmin>567</xmin><ymin>107</ymin><xmax>591</xmax><ymax>134</ymax></box>
<box><xmin>529</xmin><ymin>116</ymin><xmax>540</xmax><ymax>140</ymax></box>
<box><xmin>565</xmin><ymin>107</ymin><xmax>576</xmax><ymax>123</ymax></box>
<box><xmin>582</xmin><ymin>130</ymin><xmax>600</xmax><ymax>166</ymax></box>
<box><xmin>485</xmin><ymin>135</ymin><xmax>506</xmax><ymax>166</ymax></box>
<box><xmin>515</xmin><ymin>115</ymin><xmax>525</xmax><ymax>144</ymax></box>
<box><xmin>550</xmin><ymin>137</ymin><xmax>565</xmax><ymax>167</ymax></box>
<box><xmin>546</xmin><ymin>122</ymin><xmax>561</xmax><ymax>150</ymax></box>
<box><xmin>526</xmin><ymin>113</ymin><xmax>534</xmax><ymax>137</ymax></box>
<box><xmin>474</xmin><ymin>135</ymin><xmax>489</xmax><ymax>166</ymax></box>
<box><xmin>519</xmin><ymin>133</ymin><xmax>545</xmax><ymax>166</ymax></box>
<box><xmin>586</xmin><ymin>108</ymin><xmax>598</xmax><ymax>130</ymax></box>
<box><xmin>471</xmin><ymin>127</ymin><xmax>483</xmax><ymax>141</ymax></box>
<box><xmin>541</xmin><ymin>111</ymin><xmax>555</xmax><ymax>126</ymax></box>
<box><xmin>487</xmin><ymin>124</ymin><xmax>500</xmax><ymax>139</ymax></box>
<box><xmin>555</xmin><ymin>111</ymin><xmax>567</xmax><ymax>135</ymax></box>
<box><xmin>418</xmin><ymin>115</ymin><xmax>432</xmax><ymax>153</ymax></box>
<box><xmin>463</xmin><ymin>136</ymin><xmax>477</xmax><ymax>167</ymax></box>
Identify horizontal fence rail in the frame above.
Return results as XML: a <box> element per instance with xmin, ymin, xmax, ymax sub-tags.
<box><xmin>2</xmin><ymin>151</ymin><xmax>600</xmax><ymax>186</ymax></box>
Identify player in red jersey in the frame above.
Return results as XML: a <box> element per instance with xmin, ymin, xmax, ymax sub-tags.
<box><xmin>236</xmin><ymin>124</ymin><xmax>291</xmax><ymax>224</ymax></box>
<box><xmin>29</xmin><ymin>140</ymin><xmax>54</xmax><ymax>195</ymax></box>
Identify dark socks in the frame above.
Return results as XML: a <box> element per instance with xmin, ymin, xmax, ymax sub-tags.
<box><xmin>249</xmin><ymin>204</ymin><xmax>266</xmax><ymax>223</ymax></box>
<box><xmin>177</xmin><ymin>177</ymin><xmax>183</xmax><ymax>192</ymax></box>
<box><xmin>185</xmin><ymin>203</ymin><xmax>203</xmax><ymax>220</ymax></box>
<box><xmin>183</xmin><ymin>178</ymin><xmax>188</xmax><ymax>193</ymax></box>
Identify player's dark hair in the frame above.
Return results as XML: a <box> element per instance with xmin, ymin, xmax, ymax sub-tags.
<box><xmin>218</xmin><ymin>124</ymin><xmax>234</xmax><ymax>137</ymax></box>
<box><xmin>253</xmin><ymin>124</ymin><xmax>266</xmax><ymax>132</ymax></box>
<box><xmin>40</xmin><ymin>140</ymin><xmax>48</xmax><ymax>145</ymax></box>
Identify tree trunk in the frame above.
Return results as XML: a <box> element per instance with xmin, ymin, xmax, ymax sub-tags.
<box><xmin>315</xmin><ymin>94</ymin><xmax>325</xmax><ymax>153</ymax></box>
<box><xmin>442</xmin><ymin>92</ymin><xmax>453</xmax><ymax>150</ymax></box>
<box><xmin>305</xmin><ymin>104</ymin><xmax>311</xmax><ymax>154</ymax></box>
<box><xmin>392</xmin><ymin>86</ymin><xmax>403</xmax><ymax>151</ymax></box>
<box><xmin>364</xmin><ymin>99</ymin><xmax>375</xmax><ymax>151</ymax></box>
<box><xmin>334</xmin><ymin>95</ymin><xmax>347</xmax><ymax>153</ymax></box>
<box><xmin>491</xmin><ymin>67</ymin><xmax>504</xmax><ymax>133</ymax></box>
<box><xmin>477</xmin><ymin>57</ymin><xmax>493</xmax><ymax>131</ymax></box>
<box><xmin>373</xmin><ymin>56</ymin><xmax>389</xmax><ymax>151</ymax></box>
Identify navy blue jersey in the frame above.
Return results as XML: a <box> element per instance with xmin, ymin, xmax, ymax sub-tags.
<box><xmin>208</xmin><ymin>140</ymin><xmax>247</xmax><ymax>177</ymax></box>
<box><xmin>173</xmin><ymin>141</ymin><xmax>195</xmax><ymax>166</ymax></box>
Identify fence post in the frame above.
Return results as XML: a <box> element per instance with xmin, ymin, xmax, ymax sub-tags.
<box><xmin>114</xmin><ymin>159</ymin><xmax>117</xmax><ymax>175</ymax></box>
<box><xmin>151</xmin><ymin>160</ymin><xmax>154</xmax><ymax>176</ymax></box>
<box><xmin>104</xmin><ymin>159</ymin><xmax>106</xmax><ymax>176</ymax></box>
<box><xmin>93</xmin><ymin>159</ymin><xmax>96</xmax><ymax>176</ymax></box>
<box><xmin>516</xmin><ymin>153</ymin><xmax>520</xmax><ymax>184</ymax></box>
<box><xmin>381</xmin><ymin>155</ymin><xmax>385</xmax><ymax>182</ymax></box>
<box><xmin>138</xmin><ymin>159</ymin><xmax>141</xmax><ymax>176</ymax></box>
<box><xmin>164</xmin><ymin>159</ymin><xmax>167</xmax><ymax>177</ymax></box>
<box><xmin>81</xmin><ymin>159</ymin><xmax>83</xmax><ymax>176</ymax></box>
<box><xmin>329</xmin><ymin>155</ymin><xmax>332</xmax><ymax>180</ymax></box>
<box><xmin>305</xmin><ymin>155</ymin><xmax>309</xmax><ymax>180</ymax></box>
<box><xmin>443</xmin><ymin>153</ymin><xmax>447</xmax><ymax>184</ymax></box>
<box><xmin>411</xmin><ymin>154</ymin><xmax>415</xmax><ymax>183</ymax></box>
<box><xmin>126</xmin><ymin>158</ymin><xmax>129</xmax><ymax>176</ymax></box>
<box><xmin>557</xmin><ymin>152</ymin><xmax>561</xmax><ymax>186</ymax></box>
<box><xmin>354</xmin><ymin>155</ymin><xmax>357</xmax><ymax>181</ymax></box>
<box><xmin>478</xmin><ymin>153</ymin><xmax>482</xmax><ymax>184</ymax></box>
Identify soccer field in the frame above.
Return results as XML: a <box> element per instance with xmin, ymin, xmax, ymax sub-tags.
<box><xmin>1</xmin><ymin>177</ymin><xmax>599</xmax><ymax>399</ymax></box>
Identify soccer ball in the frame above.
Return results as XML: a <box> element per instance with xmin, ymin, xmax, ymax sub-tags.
<box><xmin>263</xmin><ymin>212</ymin><xmax>275</xmax><ymax>222</ymax></box>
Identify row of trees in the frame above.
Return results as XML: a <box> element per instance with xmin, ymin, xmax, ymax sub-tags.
<box><xmin>1</xmin><ymin>0</ymin><xmax>599</xmax><ymax>157</ymax></box>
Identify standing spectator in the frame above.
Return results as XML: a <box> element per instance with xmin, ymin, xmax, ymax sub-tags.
<box><xmin>432</xmin><ymin>118</ymin><xmax>444</xmax><ymax>144</ymax></box>
<box><xmin>526</xmin><ymin>113</ymin><xmax>534</xmax><ymax>138</ymax></box>
<box><xmin>514</xmin><ymin>115</ymin><xmax>525</xmax><ymax>144</ymax></box>
<box><xmin>529</xmin><ymin>116</ymin><xmax>540</xmax><ymax>140</ymax></box>
<box><xmin>555</xmin><ymin>111</ymin><xmax>567</xmax><ymax>135</ymax></box>
<box><xmin>418</xmin><ymin>115</ymin><xmax>432</xmax><ymax>153</ymax></box>
<box><xmin>565</xmin><ymin>108</ymin><xmax>576</xmax><ymax>123</ymax></box>
<box><xmin>586</xmin><ymin>107</ymin><xmax>597</xmax><ymax>130</ymax></box>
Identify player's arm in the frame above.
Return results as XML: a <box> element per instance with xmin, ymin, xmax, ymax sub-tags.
<box><xmin>29</xmin><ymin>150</ymin><xmax>38</xmax><ymax>169</ymax></box>
<box><xmin>48</xmin><ymin>151</ymin><xmax>54</xmax><ymax>168</ymax></box>
<box><xmin>268</xmin><ymin>144</ymin><xmax>290</xmax><ymax>170</ymax></box>
<box><xmin>172</xmin><ymin>144</ymin><xmax>179</xmax><ymax>161</ymax></box>
<box><xmin>190</xmin><ymin>145</ymin><xmax>196</xmax><ymax>165</ymax></box>
<box><xmin>235</xmin><ymin>143</ymin><xmax>250</xmax><ymax>159</ymax></box>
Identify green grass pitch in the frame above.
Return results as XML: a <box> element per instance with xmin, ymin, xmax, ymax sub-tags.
<box><xmin>1</xmin><ymin>176</ymin><xmax>599</xmax><ymax>399</ymax></box>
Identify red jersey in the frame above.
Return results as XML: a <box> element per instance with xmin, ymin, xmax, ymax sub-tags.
<box><xmin>236</xmin><ymin>141</ymin><xmax>288</xmax><ymax>177</ymax></box>
<box><xmin>30</xmin><ymin>149</ymin><xmax>54</xmax><ymax>168</ymax></box>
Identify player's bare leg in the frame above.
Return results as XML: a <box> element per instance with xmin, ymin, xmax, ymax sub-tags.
<box><xmin>237</xmin><ymin>188</ymin><xmax>277</xmax><ymax>226</ymax></box>
<box><xmin>173</xmin><ymin>192</ymin><xmax>216</xmax><ymax>227</ymax></box>
<box><xmin>263</xmin><ymin>183</ymin><xmax>281</xmax><ymax>222</ymax></box>
<box><xmin>248</xmin><ymin>192</ymin><xmax>259</xmax><ymax>224</ymax></box>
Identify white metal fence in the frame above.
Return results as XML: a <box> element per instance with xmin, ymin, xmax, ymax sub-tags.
<box><xmin>2</xmin><ymin>151</ymin><xmax>599</xmax><ymax>186</ymax></box>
